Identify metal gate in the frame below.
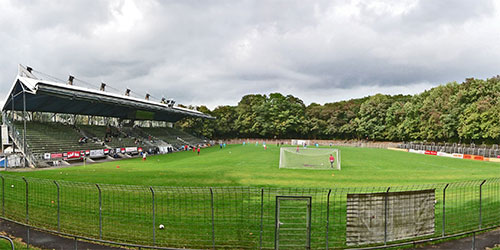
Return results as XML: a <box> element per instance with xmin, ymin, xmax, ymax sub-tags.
<box><xmin>275</xmin><ymin>196</ymin><xmax>312</xmax><ymax>250</ymax></box>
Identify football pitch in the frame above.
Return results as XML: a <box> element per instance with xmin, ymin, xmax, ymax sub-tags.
<box><xmin>3</xmin><ymin>144</ymin><xmax>498</xmax><ymax>187</ymax></box>
<box><xmin>0</xmin><ymin>144</ymin><xmax>498</xmax><ymax>249</ymax></box>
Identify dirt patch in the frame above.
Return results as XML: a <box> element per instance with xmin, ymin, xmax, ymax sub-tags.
<box><xmin>1</xmin><ymin>218</ymin><xmax>498</xmax><ymax>250</ymax></box>
<box><xmin>414</xmin><ymin>228</ymin><xmax>500</xmax><ymax>250</ymax></box>
<box><xmin>0</xmin><ymin>219</ymin><xmax>127</xmax><ymax>250</ymax></box>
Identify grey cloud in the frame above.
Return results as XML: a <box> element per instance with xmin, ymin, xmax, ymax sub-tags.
<box><xmin>0</xmin><ymin>0</ymin><xmax>499</xmax><ymax>109</ymax></box>
<box><xmin>1</xmin><ymin>0</ymin><xmax>111</xmax><ymax>36</ymax></box>
<box><xmin>357</xmin><ymin>0</ymin><xmax>495</xmax><ymax>34</ymax></box>
<box><xmin>402</xmin><ymin>0</ymin><xmax>494</xmax><ymax>26</ymax></box>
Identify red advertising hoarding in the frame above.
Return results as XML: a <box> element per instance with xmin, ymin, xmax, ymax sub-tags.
<box><xmin>473</xmin><ymin>155</ymin><xmax>484</xmax><ymax>161</ymax></box>
<box><xmin>66</xmin><ymin>151</ymin><xmax>81</xmax><ymax>159</ymax></box>
<box><xmin>51</xmin><ymin>153</ymin><xmax>63</xmax><ymax>159</ymax></box>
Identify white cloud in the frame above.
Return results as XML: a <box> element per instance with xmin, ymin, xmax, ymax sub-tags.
<box><xmin>0</xmin><ymin>0</ymin><xmax>499</xmax><ymax>109</ymax></box>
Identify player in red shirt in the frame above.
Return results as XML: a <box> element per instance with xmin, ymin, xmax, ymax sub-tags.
<box><xmin>197</xmin><ymin>147</ymin><xmax>201</xmax><ymax>155</ymax></box>
<box><xmin>329</xmin><ymin>154</ymin><xmax>335</xmax><ymax>168</ymax></box>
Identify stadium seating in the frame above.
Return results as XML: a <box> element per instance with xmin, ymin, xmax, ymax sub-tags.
<box><xmin>9</xmin><ymin>121</ymin><xmax>207</xmax><ymax>164</ymax></box>
<box><xmin>78</xmin><ymin>125</ymin><xmax>146</xmax><ymax>149</ymax></box>
<box><xmin>13</xmin><ymin>121</ymin><xmax>103</xmax><ymax>155</ymax></box>
<box><xmin>164</xmin><ymin>127</ymin><xmax>206</xmax><ymax>146</ymax></box>
<box><xmin>140</xmin><ymin>127</ymin><xmax>185</xmax><ymax>149</ymax></box>
<box><xmin>141</xmin><ymin>127</ymin><xmax>207</xmax><ymax>148</ymax></box>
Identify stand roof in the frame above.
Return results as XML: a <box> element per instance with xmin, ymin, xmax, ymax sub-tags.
<box><xmin>2</xmin><ymin>65</ymin><xmax>214</xmax><ymax>122</ymax></box>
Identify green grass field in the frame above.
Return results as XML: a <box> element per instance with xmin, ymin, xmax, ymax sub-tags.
<box><xmin>2</xmin><ymin>144</ymin><xmax>498</xmax><ymax>187</ymax></box>
<box><xmin>0</xmin><ymin>145</ymin><xmax>498</xmax><ymax>249</ymax></box>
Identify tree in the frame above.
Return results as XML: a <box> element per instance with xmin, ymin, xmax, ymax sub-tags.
<box><xmin>355</xmin><ymin>94</ymin><xmax>393</xmax><ymax>140</ymax></box>
<box><xmin>212</xmin><ymin>105</ymin><xmax>237</xmax><ymax>138</ymax></box>
<box><xmin>172</xmin><ymin>76</ymin><xmax>500</xmax><ymax>143</ymax></box>
<box><xmin>234</xmin><ymin>94</ymin><xmax>266</xmax><ymax>138</ymax></box>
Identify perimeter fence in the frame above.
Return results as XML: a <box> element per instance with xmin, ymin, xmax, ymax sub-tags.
<box><xmin>0</xmin><ymin>175</ymin><xmax>498</xmax><ymax>249</ymax></box>
<box><xmin>226</xmin><ymin>139</ymin><xmax>400</xmax><ymax>149</ymax></box>
<box><xmin>400</xmin><ymin>142</ymin><xmax>500</xmax><ymax>158</ymax></box>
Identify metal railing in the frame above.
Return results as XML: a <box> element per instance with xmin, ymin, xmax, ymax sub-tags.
<box><xmin>3</xmin><ymin>119</ymin><xmax>39</xmax><ymax>166</ymax></box>
<box><xmin>400</xmin><ymin>142</ymin><xmax>500</xmax><ymax>158</ymax></box>
<box><xmin>227</xmin><ymin>139</ymin><xmax>401</xmax><ymax>149</ymax></box>
<box><xmin>0</xmin><ymin>175</ymin><xmax>498</xmax><ymax>249</ymax></box>
<box><xmin>0</xmin><ymin>235</ymin><xmax>15</xmax><ymax>250</ymax></box>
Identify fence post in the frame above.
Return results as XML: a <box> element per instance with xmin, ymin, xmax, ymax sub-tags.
<box><xmin>210</xmin><ymin>188</ymin><xmax>215</xmax><ymax>250</ymax></box>
<box><xmin>22</xmin><ymin>177</ymin><xmax>29</xmax><ymax>222</ymax></box>
<box><xmin>479</xmin><ymin>180</ymin><xmax>486</xmax><ymax>229</ymax></box>
<box><xmin>326</xmin><ymin>189</ymin><xmax>331</xmax><ymax>250</ymax></box>
<box><xmin>1</xmin><ymin>175</ymin><xmax>4</xmax><ymax>217</ymax></box>
<box><xmin>96</xmin><ymin>184</ymin><xmax>102</xmax><ymax>240</ymax></box>
<box><xmin>22</xmin><ymin>177</ymin><xmax>29</xmax><ymax>249</ymax></box>
<box><xmin>384</xmin><ymin>187</ymin><xmax>390</xmax><ymax>245</ymax></box>
<box><xmin>54</xmin><ymin>180</ymin><xmax>60</xmax><ymax>232</ymax></box>
<box><xmin>259</xmin><ymin>188</ymin><xmax>264</xmax><ymax>250</ymax></box>
<box><xmin>442</xmin><ymin>184</ymin><xmax>449</xmax><ymax>237</ymax></box>
<box><xmin>150</xmin><ymin>186</ymin><xmax>155</xmax><ymax>246</ymax></box>
<box><xmin>472</xmin><ymin>232</ymin><xmax>476</xmax><ymax>250</ymax></box>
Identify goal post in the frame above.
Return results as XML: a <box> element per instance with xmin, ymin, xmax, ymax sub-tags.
<box><xmin>279</xmin><ymin>147</ymin><xmax>341</xmax><ymax>170</ymax></box>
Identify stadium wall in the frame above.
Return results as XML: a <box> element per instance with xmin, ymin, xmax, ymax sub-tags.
<box><xmin>387</xmin><ymin>147</ymin><xmax>408</xmax><ymax>152</ymax></box>
<box><xmin>488</xmin><ymin>158</ymin><xmax>500</xmax><ymax>163</ymax></box>
<box><xmin>406</xmin><ymin>149</ymin><xmax>500</xmax><ymax>163</ymax></box>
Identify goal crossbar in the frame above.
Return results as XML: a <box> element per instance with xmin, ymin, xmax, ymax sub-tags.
<box><xmin>279</xmin><ymin>147</ymin><xmax>341</xmax><ymax>170</ymax></box>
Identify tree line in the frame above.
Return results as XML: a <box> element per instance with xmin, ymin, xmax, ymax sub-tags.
<box><xmin>176</xmin><ymin>76</ymin><xmax>500</xmax><ymax>144</ymax></box>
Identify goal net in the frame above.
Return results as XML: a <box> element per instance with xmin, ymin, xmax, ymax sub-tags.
<box><xmin>279</xmin><ymin>147</ymin><xmax>341</xmax><ymax>170</ymax></box>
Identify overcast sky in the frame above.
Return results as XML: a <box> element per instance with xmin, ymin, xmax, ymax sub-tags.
<box><xmin>1</xmin><ymin>0</ymin><xmax>500</xmax><ymax>109</ymax></box>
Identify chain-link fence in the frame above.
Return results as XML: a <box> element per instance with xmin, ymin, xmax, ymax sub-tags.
<box><xmin>0</xmin><ymin>175</ymin><xmax>498</xmax><ymax>249</ymax></box>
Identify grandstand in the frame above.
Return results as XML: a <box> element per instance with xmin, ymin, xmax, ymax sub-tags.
<box><xmin>13</xmin><ymin>121</ymin><xmax>103</xmax><ymax>155</ymax></box>
<box><xmin>141</xmin><ymin>126</ymin><xmax>206</xmax><ymax>149</ymax></box>
<box><xmin>1</xmin><ymin>65</ymin><xmax>214</xmax><ymax>167</ymax></box>
<box><xmin>78</xmin><ymin>124</ymin><xmax>144</xmax><ymax>149</ymax></box>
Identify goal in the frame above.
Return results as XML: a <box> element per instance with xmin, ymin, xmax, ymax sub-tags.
<box><xmin>279</xmin><ymin>147</ymin><xmax>341</xmax><ymax>170</ymax></box>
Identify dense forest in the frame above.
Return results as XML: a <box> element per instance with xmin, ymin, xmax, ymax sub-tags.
<box><xmin>176</xmin><ymin>76</ymin><xmax>500</xmax><ymax>144</ymax></box>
